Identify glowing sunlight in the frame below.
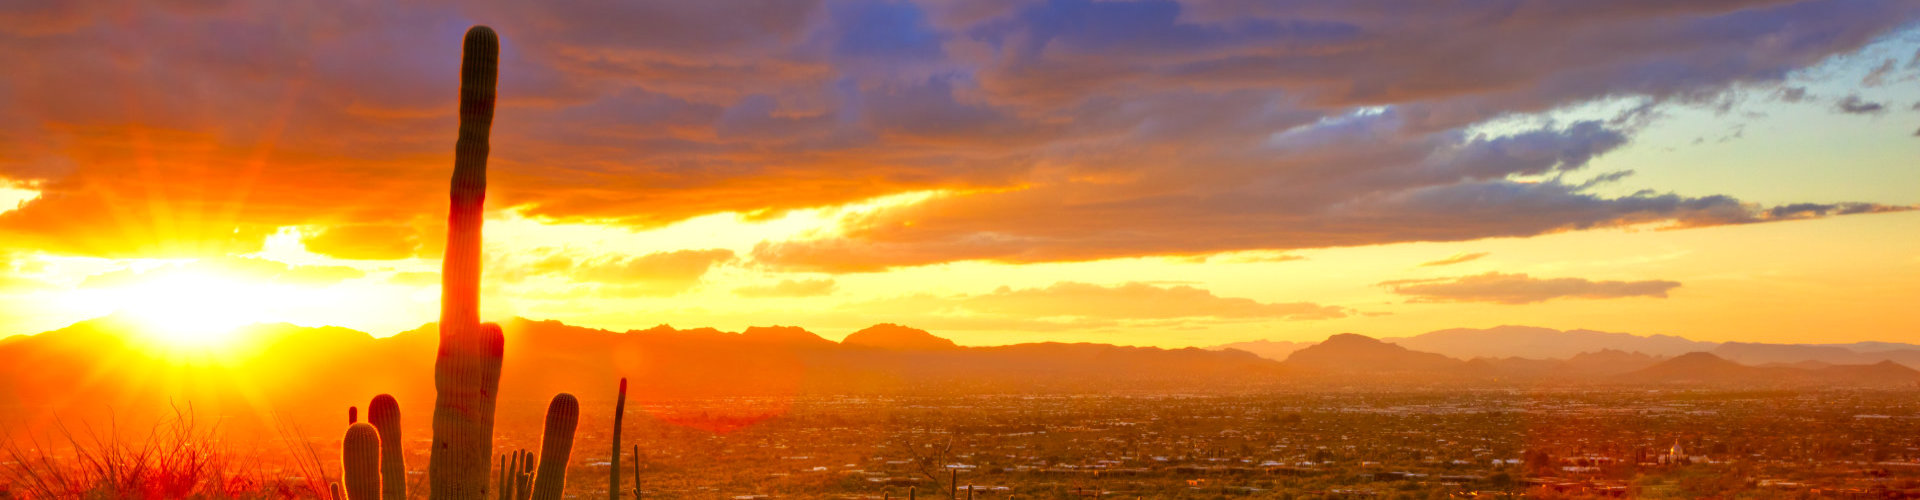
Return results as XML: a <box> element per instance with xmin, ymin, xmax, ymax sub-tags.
<box><xmin>113</xmin><ymin>270</ymin><xmax>274</xmax><ymax>350</ymax></box>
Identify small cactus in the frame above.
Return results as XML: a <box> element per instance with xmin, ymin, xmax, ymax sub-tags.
<box><xmin>343</xmin><ymin>423</ymin><xmax>382</xmax><ymax>500</ymax></box>
<box><xmin>610</xmin><ymin>378</ymin><xmax>627</xmax><ymax>500</ymax></box>
<box><xmin>530</xmin><ymin>393</ymin><xmax>579</xmax><ymax>500</ymax></box>
<box><xmin>496</xmin><ymin>453</ymin><xmax>510</xmax><ymax>500</ymax></box>
<box><xmin>368</xmin><ymin>395</ymin><xmax>405</xmax><ymax>500</ymax></box>
<box><xmin>517</xmin><ymin>450</ymin><xmax>535</xmax><ymax>500</ymax></box>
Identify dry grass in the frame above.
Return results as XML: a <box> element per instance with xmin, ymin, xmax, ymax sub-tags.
<box><xmin>1</xmin><ymin>405</ymin><xmax>331</xmax><ymax>499</ymax></box>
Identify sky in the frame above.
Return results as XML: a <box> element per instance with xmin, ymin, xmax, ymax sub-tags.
<box><xmin>0</xmin><ymin>1</ymin><xmax>1918</xmax><ymax>347</ymax></box>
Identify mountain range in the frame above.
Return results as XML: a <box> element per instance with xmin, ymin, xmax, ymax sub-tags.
<box><xmin>1</xmin><ymin>317</ymin><xmax>1915</xmax><ymax>434</ymax></box>
<box><xmin>1218</xmin><ymin>325</ymin><xmax>1920</xmax><ymax>368</ymax></box>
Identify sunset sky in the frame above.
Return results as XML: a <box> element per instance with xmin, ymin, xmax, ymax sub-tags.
<box><xmin>1</xmin><ymin>1</ymin><xmax>1917</xmax><ymax>347</ymax></box>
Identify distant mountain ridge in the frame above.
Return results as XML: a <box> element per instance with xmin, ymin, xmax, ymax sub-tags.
<box><xmin>1214</xmin><ymin>325</ymin><xmax>1920</xmax><ymax>369</ymax></box>
<box><xmin>1281</xmin><ymin>333</ymin><xmax>1463</xmax><ymax>374</ymax></box>
<box><xmin>1209</xmin><ymin>339</ymin><xmax>1311</xmax><ymax>360</ymax></box>
<box><xmin>842</xmin><ymin>323</ymin><xmax>959</xmax><ymax>350</ymax></box>
<box><xmin>1382</xmin><ymin>325</ymin><xmax>1716</xmax><ymax>359</ymax></box>
<box><xmin>1618</xmin><ymin>352</ymin><xmax>1920</xmax><ymax>386</ymax></box>
<box><xmin>4</xmin><ymin>317</ymin><xmax>1916</xmax><ymax>435</ymax></box>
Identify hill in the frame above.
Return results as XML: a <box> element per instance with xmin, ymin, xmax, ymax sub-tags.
<box><xmin>1209</xmin><ymin>339</ymin><xmax>1311</xmax><ymax>361</ymax></box>
<box><xmin>1713</xmin><ymin>342</ymin><xmax>1920</xmax><ymax>368</ymax></box>
<box><xmin>1386</xmin><ymin>325</ymin><xmax>1716</xmax><ymax>359</ymax></box>
<box><xmin>1281</xmin><ymin>333</ymin><xmax>1465</xmax><ymax>375</ymax></box>
<box><xmin>1619</xmin><ymin>352</ymin><xmax>1920</xmax><ymax>386</ymax></box>
<box><xmin>841</xmin><ymin>323</ymin><xmax>959</xmax><ymax>350</ymax></box>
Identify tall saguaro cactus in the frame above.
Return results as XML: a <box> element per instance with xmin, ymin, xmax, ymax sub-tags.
<box><xmin>531</xmin><ymin>393</ymin><xmax>580</xmax><ymax>500</ymax></box>
<box><xmin>368</xmin><ymin>395</ymin><xmax>405</xmax><ymax>500</ymax></box>
<box><xmin>431</xmin><ymin>24</ymin><xmax>507</xmax><ymax>500</ymax></box>
<box><xmin>343</xmin><ymin>423</ymin><xmax>383</xmax><ymax>500</ymax></box>
<box><xmin>610</xmin><ymin>378</ymin><xmax>627</xmax><ymax>500</ymax></box>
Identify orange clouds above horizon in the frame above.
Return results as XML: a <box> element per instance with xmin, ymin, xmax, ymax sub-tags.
<box><xmin>1</xmin><ymin>1</ymin><xmax>1919</xmax><ymax>345</ymax></box>
<box><xmin>3</xmin><ymin>1</ymin><xmax>1917</xmax><ymax>265</ymax></box>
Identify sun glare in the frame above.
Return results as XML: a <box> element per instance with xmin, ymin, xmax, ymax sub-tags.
<box><xmin>119</xmin><ymin>271</ymin><xmax>273</xmax><ymax>350</ymax></box>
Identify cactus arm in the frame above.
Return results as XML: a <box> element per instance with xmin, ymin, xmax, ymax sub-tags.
<box><xmin>343</xmin><ymin>423</ymin><xmax>383</xmax><ymax>500</ymax></box>
<box><xmin>368</xmin><ymin>395</ymin><xmax>405</xmax><ymax>500</ymax></box>
<box><xmin>496</xmin><ymin>454</ymin><xmax>509</xmax><ymax>500</ymax></box>
<box><xmin>430</xmin><ymin>24</ymin><xmax>505</xmax><ymax>500</ymax></box>
<box><xmin>517</xmin><ymin>453</ymin><xmax>535</xmax><ymax>500</ymax></box>
<box><xmin>631</xmin><ymin>444</ymin><xmax>642</xmax><ymax>499</ymax></box>
<box><xmin>530</xmin><ymin>393</ymin><xmax>580</xmax><ymax>500</ymax></box>
<box><xmin>610</xmin><ymin>378</ymin><xmax>626</xmax><ymax>499</ymax></box>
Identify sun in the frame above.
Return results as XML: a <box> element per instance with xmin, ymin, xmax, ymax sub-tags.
<box><xmin>119</xmin><ymin>270</ymin><xmax>274</xmax><ymax>350</ymax></box>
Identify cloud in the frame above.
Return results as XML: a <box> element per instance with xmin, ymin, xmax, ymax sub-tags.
<box><xmin>850</xmin><ymin>281</ymin><xmax>1346</xmax><ymax>321</ymax></box>
<box><xmin>567</xmin><ymin>249</ymin><xmax>735</xmax><ymax>296</ymax></box>
<box><xmin>301</xmin><ymin>224</ymin><xmax>423</xmax><ymax>260</ymax></box>
<box><xmin>1862</xmin><ymin>58</ymin><xmax>1899</xmax><ymax>87</ymax></box>
<box><xmin>1383</xmin><ymin>272</ymin><xmax>1681</xmax><ymax>304</ymax></box>
<box><xmin>733</xmin><ymin>278</ymin><xmax>837</xmax><ymax>298</ymax></box>
<box><xmin>751</xmin><ymin>115</ymin><xmax>1915</xmax><ymax>272</ymax></box>
<box><xmin>0</xmin><ymin>0</ymin><xmax>1913</xmax><ymax>266</ymax></box>
<box><xmin>386</xmin><ymin>271</ymin><xmax>439</xmax><ymax>287</ymax></box>
<box><xmin>1837</xmin><ymin>95</ymin><xmax>1887</xmax><ymax>114</ymax></box>
<box><xmin>1419</xmin><ymin>252</ymin><xmax>1490</xmax><ymax>267</ymax></box>
<box><xmin>77</xmin><ymin>257</ymin><xmax>367</xmax><ymax>288</ymax></box>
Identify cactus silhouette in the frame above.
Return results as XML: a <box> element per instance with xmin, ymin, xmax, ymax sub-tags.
<box><xmin>343</xmin><ymin>422</ymin><xmax>383</xmax><ymax>500</ymax></box>
<box><xmin>610</xmin><ymin>378</ymin><xmax>627</xmax><ymax>500</ymax></box>
<box><xmin>368</xmin><ymin>394</ymin><xmax>405</xmax><ymax>500</ymax></box>
<box><xmin>531</xmin><ymin>393</ymin><xmax>580</xmax><ymax>500</ymax></box>
<box><xmin>500</xmin><ymin>450</ymin><xmax>531</xmax><ymax>500</ymax></box>
<box><xmin>496</xmin><ymin>453</ymin><xmax>510</xmax><ymax>500</ymax></box>
<box><xmin>517</xmin><ymin>450</ymin><xmax>536</xmax><ymax>500</ymax></box>
<box><xmin>430</xmin><ymin>24</ymin><xmax>507</xmax><ymax>500</ymax></box>
<box><xmin>631</xmin><ymin>444</ymin><xmax>642</xmax><ymax>499</ymax></box>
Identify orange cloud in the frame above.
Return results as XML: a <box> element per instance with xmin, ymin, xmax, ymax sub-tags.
<box><xmin>733</xmin><ymin>278</ymin><xmax>837</xmax><ymax>298</ymax></box>
<box><xmin>301</xmin><ymin>224</ymin><xmax>423</xmax><ymax>260</ymax></box>
<box><xmin>77</xmin><ymin>257</ymin><xmax>368</xmax><ymax>289</ymax></box>
<box><xmin>0</xmin><ymin>0</ymin><xmax>1913</xmax><ymax>269</ymax></box>
<box><xmin>553</xmin><ymin>249</ymin><xmax>738</xmax><ymax>296</ymax></box>
<box><xmin>1420</xmin><ymin>252</ymin><xmax>1489</xmax><ymax>267</ymax></box>
<box><xmin>1384</xmin><ymin>272</ymin><xmax>1681</xmax><ymax>304</ymax></box>
<box><xmin>386</xmin><ymin>271</ymin><xmax>440</xmax><ymax>287</ymax></box>
<box><xmin>851</xmin><ymin>281</ymin><xmax>1346</xmax><ymax>321</ymax></box>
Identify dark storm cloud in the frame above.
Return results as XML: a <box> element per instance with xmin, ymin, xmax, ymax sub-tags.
<box><xmin>0</xmin><ymin>0</ymin><xmax>1913</xmax><ymax>265</ymax></box>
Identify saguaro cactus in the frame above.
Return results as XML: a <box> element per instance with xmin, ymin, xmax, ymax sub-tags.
<box><xmin>531</xmin><ymin>393</ymin><xmax>580</xmax><ymax>500</ymax></box>
<box><xmin>368</xmin><ymin>395</ymin><xmax>405</xmax><ymax>500</ymax></box>
<box><xmin>343</xmin><ymin>423</ymin><xmax>382</xmax><ymax>500</ymax></box>
<box><xmin>610</xmin><ymin>378</ymin><xmax>627</xmax><ymax>500</ymax></box>
<box><xmin>431</xmin><ymin>24</ymin><xmax>507</xmax><ymax>500</ymax></box>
